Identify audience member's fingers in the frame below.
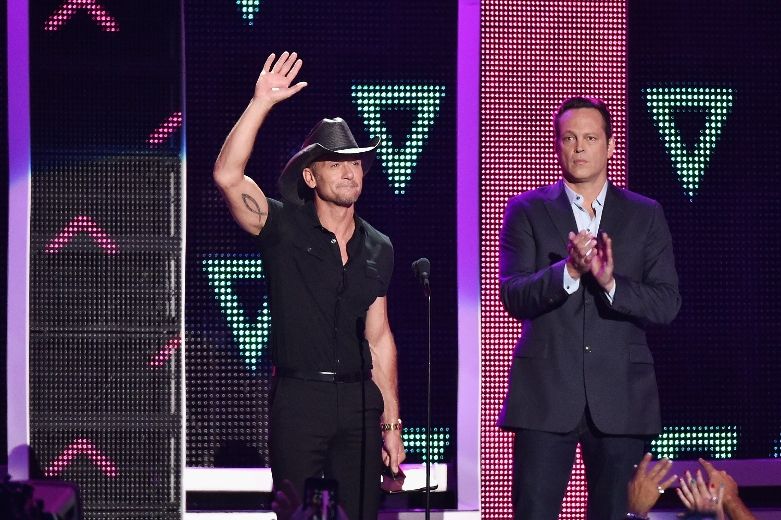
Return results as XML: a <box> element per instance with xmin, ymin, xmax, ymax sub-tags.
<box><xmin>698</xmin><ymin>457</ymin><xmax>717</xmax><ymax>476</ymax></box>
<box><xmin>635</xmin><ymin>452</ymin><xmax>652</xmax><ymax>474</ymax></box>
<box><xmin>660</xmin><ymin>473</ymin><xmax>678</xmax><ymax>491</ymax></box>
<box><xmin>650</xmin><ymin>458</ymin><xmax>672</xmax><ymax>481</ymax></box>
<box><xmin>695</xmin><ymin>469</ymin><xmax>711</xmax><ymax>496</ymax></box>
<box><xmin>676</xmin><ymin>487</ymin><xmax>693</xmax><ymax>509</ymax></box>
<box><xmin>679</xmin><ymin>476</ymin><xmax>696</xmax><ymax>505</ymax></box>
<box><xmin>685</xmin><ymin>471</ymin><xmax>703</xmax><ymax>502</ymax></box>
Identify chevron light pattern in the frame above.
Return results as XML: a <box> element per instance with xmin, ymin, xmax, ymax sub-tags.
<box><xmin>645</xmin><ymin>86</ymin><xmax>734</xmax><ymax>200</ymax></box>
<box><xmin>203</xmin><ymin>257</ymin><xmax>270</xmax><ymax>370</ymax></box>
<box><xmin>352</xmin><ymin>84</ymin><xmax>445</xmax><ymax>195</ymax></box>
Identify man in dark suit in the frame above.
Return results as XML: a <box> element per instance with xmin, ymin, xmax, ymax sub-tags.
<box><xmin>498</xmin><ymin>96</ymin><xmax>681</xmax><ymax>519</ymax></box>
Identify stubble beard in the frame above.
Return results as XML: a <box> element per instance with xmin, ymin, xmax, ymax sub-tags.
<box><xmin>320</xmin><ymin>186</ymin><xmax>361</xmax><ymax>208</ymax></box>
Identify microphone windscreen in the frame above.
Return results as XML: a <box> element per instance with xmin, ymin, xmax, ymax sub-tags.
<box><xmin>412</xmin><ymin>257</ymin><xmax>431</xmax><ymax>278</ymax></box>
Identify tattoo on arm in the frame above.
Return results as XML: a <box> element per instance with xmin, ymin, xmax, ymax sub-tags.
<box><xmin>242</xmin><ymin>193</ymin><xmax>267</xmax><ymax>225</ymax></box>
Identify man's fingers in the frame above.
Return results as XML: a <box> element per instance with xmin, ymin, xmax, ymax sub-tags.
<box><xmin>263</xmin><ymin>53</ymin><xmax>276</xmax><ymax>72</ymax></box>
<box><xmin>602</xmin><ymin>233</ymin><xmax>613</xmax><ymax>263</ymax></box>
<box><xmin>272</xmin><ymin>51</ymin><xmax>290</xmax><ymax>73</ymax></box>
<box><xmin>390</xmin><ymin>453</ymin><xmax>400</xmax><ymax>474</ymax></box>
<box><xmin>288</xmin><ymin>58</ymin><xmax>304</xmax><ymax>80</ymax></box>
<box><xmin>281</xmin><ymin>52</ymin><xmax>298</xmax><ymax>75</ymax></box>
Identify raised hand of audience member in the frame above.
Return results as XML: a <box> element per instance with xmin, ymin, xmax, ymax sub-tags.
<box><xmin>627</xmin><ymin>453</ymin><xmax>677</xmax><ymax>519</ymax></box>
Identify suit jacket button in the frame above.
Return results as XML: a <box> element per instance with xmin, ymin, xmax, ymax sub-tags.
<box><xmin>585</xmin><ymin>345</ymin><xmax>592</xmax><ymax>353</ymax></box>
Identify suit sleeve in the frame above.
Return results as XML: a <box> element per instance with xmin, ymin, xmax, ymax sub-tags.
<box><xmin>609</xmin><ymin>201</ymin><xmax>681</xmax><ymax>325</ymax></box>
<box><xmin>499</xmin><ymin>197</ymin><xmax>569</xmax><ymax>320</ymax></box>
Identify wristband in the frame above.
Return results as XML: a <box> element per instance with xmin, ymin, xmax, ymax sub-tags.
<box><xmin>380</xmin><ymin>419</ymin><xmax>402</xmax><ymax>432</ymax></box>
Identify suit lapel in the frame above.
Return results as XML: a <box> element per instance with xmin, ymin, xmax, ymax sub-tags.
<box><xmin>543</xmin><ymin>181</ymin><xmax>578</xmax><ymax>249</ymax></box>
<box><xmin>599</xmin><ymin>182</ymin><xmax>627</xmax><ymax>240</ymax></box>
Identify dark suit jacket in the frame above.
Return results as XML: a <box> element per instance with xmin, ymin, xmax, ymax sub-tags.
<box><xmin>497</xmin><ymin>180</ymin><xmax>680</xmax><ymax>435</ymax></box>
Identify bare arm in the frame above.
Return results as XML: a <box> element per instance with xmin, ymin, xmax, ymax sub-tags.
<box><xmin>213</xmin><ymin>51</ymin><xmax>307</xmax><ymax>235</ymax></box>
<box><xmin>365</xmin><ymin>296</ymin><xmax>406</xmax><ymax>474</ymax></box>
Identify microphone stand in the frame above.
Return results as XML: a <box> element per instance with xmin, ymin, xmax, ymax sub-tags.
<box><xmin>411</xmin><ymin>258</ymin><xmax>433</xmax><ymax>520</ymax></box>
<box><xmin>421</xmin><ymin>278</ymin><xmax>432</xmax><ymax>520</ymax></box>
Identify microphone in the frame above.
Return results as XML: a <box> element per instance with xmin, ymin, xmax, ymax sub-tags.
<box><xmin>411</xmin><ymin>257</ymin><xmax>431</xmax><ymax>293</ymax></box>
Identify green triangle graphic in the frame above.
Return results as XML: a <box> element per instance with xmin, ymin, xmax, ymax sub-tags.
<box><xmin>645</xmin><ymin>87</ymin><xmax>733</xmax><ymax>200</ymax></box>
<box><xmin>352</xmin><ymin>84</ymin><xmax>445</xmax><ymax>195</ymax></box>
<box><xmin>235</xmin><ymin>0</ymin><xmax>262</xmax><ymax>25</ymax></box>
<box><xmin>651</xmin><ymin>425</ymin><xmax>737</xmax><ymax>460</ymax></box>
<box><xmin>203</xmin><ymin>256</ymin><xmax>270</xmax><ymax>370</ymax></box>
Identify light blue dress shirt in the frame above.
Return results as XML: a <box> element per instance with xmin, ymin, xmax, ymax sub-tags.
<box><xmin>562</xmin><ymin>181</ymin><xmax>616</xmax><ymax>302</ymax></box>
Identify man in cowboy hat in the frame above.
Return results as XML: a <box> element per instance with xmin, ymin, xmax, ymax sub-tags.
<box><xmin>214</xmin><ymin>51</ymin><xmax>405</xmax><ymax>519</ymax></box>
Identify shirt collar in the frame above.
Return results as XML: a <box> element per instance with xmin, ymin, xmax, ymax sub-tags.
<box><xmin>563</xmin><ymin>180</ymin><xmax>609</xmax><ymax>209</ymax></box>
<box><xmin>302</xmin><ymin>200</ymin><xmax>365</xmax><ymax>236</ymax></box>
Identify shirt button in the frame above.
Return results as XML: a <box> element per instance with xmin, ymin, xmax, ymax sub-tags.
<box><xmin>585</xmin><ymin>345</ymin><xmax>592</xmax><ymax>353</ymax></box>
<box><xmin>330</xmin><ymin>238</ymin><xmax>337</xmax><ymax>244</ymax></box>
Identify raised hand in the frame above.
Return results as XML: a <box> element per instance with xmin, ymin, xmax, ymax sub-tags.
<box><xmin>676</xmin><ymin>469</ymin><xmax>727</xmax><ymax>520</ymax></box>
<box><xmin>590</xmin><ymin>231</ymin><xmax>615</xmax><ymax>292</ymax></box>
<box><xmin>254</xmin><ymin>51</ymin><xmax>307</xmax><ymax>108</ymax></box>
<box><xmin>697</xmin><ymin>458</ymin><xmax>739</xmax><ymax>501</ymax></box>
<box><xmin>626</xmin><ymin>453</ymin><xmax>677</xmax><ymax>518</ymax></box>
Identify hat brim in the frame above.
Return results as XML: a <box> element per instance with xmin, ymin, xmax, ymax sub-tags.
<box><xmin>279</xmin><ymin>136</ymin><xmax>381</xmax><ymax>205</ymax></box>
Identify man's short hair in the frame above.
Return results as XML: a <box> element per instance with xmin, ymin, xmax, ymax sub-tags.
<box><xmin>553</xmin><ymin>96</ymin><xmax>613</xmax><ymax>141</ymax></box>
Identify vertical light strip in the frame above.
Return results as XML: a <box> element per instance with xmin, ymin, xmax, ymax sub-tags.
<box><xmin>457</xmin><ymin>0</ymin><xmax>481</xmax><ymax>511</ymax></box>
<box><xmin>480</xmin><ymin>1</ymin><xmax>627</xmax><ymax>517</ymax></box>
<box><xmin>179</xmin><ymin>0</ymin><xmax>188</xmax><ymax>514</ymax></box>
<box><xmin>6</xmin><ymin>0</ymin><xmax>31</xmax><ymax>480</ymax></box>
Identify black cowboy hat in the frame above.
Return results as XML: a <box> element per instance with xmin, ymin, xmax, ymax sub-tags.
<box><xmin>278</xmin><ymin>117</ymin><xmax>380</xmax><ymax>204</ymax></box>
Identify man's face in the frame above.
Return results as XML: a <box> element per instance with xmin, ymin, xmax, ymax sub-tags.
<box><xmin>304</xmin><ymin>157</ymin><xmax>364</xmax><ymax>208</ymax></box>
<box><xmin>555</xmin><ymin>107</ymin><xmax>615</xmax><ymax>186</ymax></box>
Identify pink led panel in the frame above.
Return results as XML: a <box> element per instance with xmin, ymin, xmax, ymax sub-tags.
<box><xmin>44</xmin><ymin>438</ymin><xmax>119</xmax><ymax>478</ymax></box>
<box><xmin>147</xmin><ymin>111</ymin><xmax>183</xmax><ymax>146</ymax></box>
<box><xmin>480</xmin><ymin>2</ymin><xmax>627</xmax><ymax>518</ymax></box>
<box><xmin>148</xmin><ymin>336</ymin><xmax>182</xmax><ymax>368</ymax></box>
<box><xmin>44</xmin><ymin>0</ymin><xmax>120</xmax><ymax>32</ymax></box>
<box><xmin>44</xmin><ymin>215</ymin><xmax>119</xmax><ymax>254</ymax></box>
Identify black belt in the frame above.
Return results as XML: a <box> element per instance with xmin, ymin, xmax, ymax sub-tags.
<box><xmin>273</xmin><ymin>367</ymin><xmax>372</xmax><ymax>383</ymax></box>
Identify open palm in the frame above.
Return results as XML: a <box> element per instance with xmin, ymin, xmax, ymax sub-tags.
<box><xmin>254</xmin><ymin>51</ymin><xmax>307</xmax><ymax>106</ymax></box>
